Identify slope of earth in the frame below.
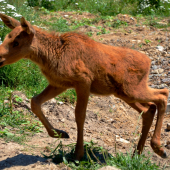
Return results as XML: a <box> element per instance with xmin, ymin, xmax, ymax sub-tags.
<box><xmin>0</xmin><ymin>12</ymin><xmax>170</xmax><ymax>170</ymax></box>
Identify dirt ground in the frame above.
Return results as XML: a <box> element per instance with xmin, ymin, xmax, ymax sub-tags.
<box><xmin>0</xmin><ymin>12</ymin><xmax>170</xmax><ymax>170</ymax></box>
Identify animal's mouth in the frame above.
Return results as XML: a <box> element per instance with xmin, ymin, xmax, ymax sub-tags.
<box><xmin>0</xmin><ymin>61</ymin><xmax>4</xmax><ymax>67</ymax></box>
<box><xmin>0</xmin><ymin>58</ymin><xmax>5</xmax><ymax>67</ymax></box>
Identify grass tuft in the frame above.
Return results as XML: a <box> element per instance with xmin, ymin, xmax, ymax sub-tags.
<box><xmin>43</xmin><ymin>140</ymin><xmax>160</xmax><ymax>170</ymax></box>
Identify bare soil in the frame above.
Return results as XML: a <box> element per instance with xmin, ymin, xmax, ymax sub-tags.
<box><xmin>0</xmin><ymin>12</ymin><xmax>170</xmax><ymax>170</ymax></box>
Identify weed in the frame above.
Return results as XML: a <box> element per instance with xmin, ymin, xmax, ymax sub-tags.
<box><xmin>139</xmin><ymin>43</ymin><xmax>143</xmax><ymax>48</ymax></box>
<box><xmin>87</xmin><ymin>32</ymin><xmax>94</xmax><ymax>37</ymax></box>
<box><xmin>112</xmin><ymin>20</ymin><xmax>128</xmax><ymax>28</ymax></box>
<box><xmin>109</xmin><ymin>108</ymin><xmax>113</xmax><ymax>113</ymax></box>
<box><xmin>145</xmin><ymin>39</ymin><xmax>152</xmax><ymax>44</ymax></box>
<box><xmin>43</xmin><ymin>140</ymin><xmax>160</xmax><ymax>170</ymax></box>
<box><xmin>0</xmin><ymin>91</ymin><xmax>43</xmax><ymax>143</ymax></box>
<box><xmin>56</xmin><ymin>89</ymin><xmax>77</xmax><ymax>104</ymax></box>
<box><xmin>14</xmin><ymin>95</ymin><xmax>23</xmax><ymax>102</ymax></box>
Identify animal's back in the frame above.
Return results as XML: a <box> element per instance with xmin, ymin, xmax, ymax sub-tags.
<box><xmin>46</xmin><ymin>32</ymin><xmax>151</xmax><ymax>97</ymax></box>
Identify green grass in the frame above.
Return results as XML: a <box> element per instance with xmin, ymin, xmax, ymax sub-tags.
<box><xmin>24</xmin><ymin>0</ymin><xmax>170</xmax><ymax>17</ymax></box>
<box><xmin>0</xmin><ymin>60</ymin><xmax>48</xmax><ymax>98</ymax></box>
<box><xmin>0</xmin><ymin>90</ymin><xmax>43</xmax><ymax>143</ymax></box>
<box><xmin>43</xmin><ymin>140</ymin><xmax>160</xmax><ymax>170</ymax></box>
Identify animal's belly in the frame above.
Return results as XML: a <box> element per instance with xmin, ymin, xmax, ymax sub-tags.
<box><xmin>90</xmin><ymin>81</ymin><xmax>115</xmax><ymax>95</ymax></box>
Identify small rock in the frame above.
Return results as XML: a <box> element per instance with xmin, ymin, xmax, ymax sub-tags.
<box><xmin>158</xmin><ymin>68</ymin><xmax>164</xmax><ymax>74</ymax></box>
<box><xmin>4</xmin><ymin>100</ymin><xmax>9</xmax><ymax>104</ymax></box>
<box><xmin>116</xmin><ymin>135</ymin><xmax>130</xmax><ymax>144</ymax></box>
<box><xmin>162</xmin><ymin>78</ymin><xmax>170</xmax><ymax>83</ymax></box>
<box><xmin>98</xmin><ymin>166</ymin><xmax>120</xmax><ymax>170</ymax></box>
<box><xmin>64</xmin><ymin>15</ymin><xmax>69</xmax><ymax>18</ymax></box>
<box><xmin>167</xmin><ymin>123</ymin><xmax>170</xmax><ymax>130</ymax></box>
<box><xmin>166</xmin><ymin>144</ymin><xmax>170</xmax><ymax>149</ymax></box>
<box><xmin>131</xmin><ymin>40</ymin><xmax>141</xmax><ymax>43</ymax></box>
<box><xmin>156</xmin><ymin>46</ymin><xmax>164</xmax><ymax>52</ymax></box>
<box><xmin>158</xmin><ymin>84</ymin><xmax>167</xmax><ymax>89</ymax></box>
<box><xmin>162</xmin><ymin>61</ymin><xmax>168</xmax><ymax>65</ymax></box>
<box><xmin>166</xmin><ymin>141</ymin><xmax>170</xmax><ymax>149</ymax></box>
<box><xmin>151</xmin><ymin>61</ymin><xmax>156</xmax><ymax>65</ymax></box>
<box><xmin>61</xmin><ymin>118</ymin><xmax>65</xmax><ymax>122</ymax></box>
<box><xmin>151</xmin><ymin>69</ymin><xmax>159</xmax><ymax>74</ymax></box>
<box><xmin>152</xmin><ymin>65</ymin><xmax>157</xmax><ymax>70</ymax></box>
<box><xmin>149</xmin><ymin>75</ymin><xmax>153</xmax><ymax>78</ymax></box>
<box><xmin>58</xmin><ymin>101</ymin><xmax>64</xmax><ymax>105</ymax></box>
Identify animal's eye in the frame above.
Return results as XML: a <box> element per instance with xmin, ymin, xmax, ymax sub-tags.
<box><xmin>13</xmin><ymin>41</ymin><xmax>19</xmax><ymax>47</ymax></box>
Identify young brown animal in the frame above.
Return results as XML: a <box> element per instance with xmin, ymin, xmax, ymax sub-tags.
<box><xmin>0</xmin><ymin>13</ymin><xmax>169</xmax><ymax>160</ymax></box>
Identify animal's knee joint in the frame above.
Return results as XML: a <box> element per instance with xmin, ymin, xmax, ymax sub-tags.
<box><xmin>31</xmin><ymin>97</ymin><xmax>41</xmax><ymax>112</ymax></box>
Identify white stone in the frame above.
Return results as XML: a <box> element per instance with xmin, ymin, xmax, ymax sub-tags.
<box><xmin>156</xmin><ymin>46</ymin><xmax>164</xmax><ymax>52</ymax></box>
<box><xmin>116</xmin><ymin>135</ymin><xmax>130</xmax><ymax>144</ymax></box>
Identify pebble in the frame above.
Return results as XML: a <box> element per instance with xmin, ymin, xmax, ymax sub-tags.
<box><xmin>116</xmin><ymin>135</ymin><xmax>130</xmax><ymax>144</ymax></box>
<box><xmin>152</xmin><ymin>65</ymin><xmax>157</xmax><ymax>70</ymax></box>
<box><xmin>162</xmin><ymin>78</ymin><xmax>170</xmax><ymax>83</ymax></box>
<box><xmin>156</xmin><ymin>46</ymin><xmax>164</xmax><ymax>51</ymax></box>
<box><xmin>166</xmin><ymin>141</ymin><xmax>170</xmax><ymax>149</ymax></box>
<box><xmin>162</xmin><ymin>61</ymin><xmax>168</xmax><ymax>65</ymax></box>
<box><xmin>98</xmin><ymin>166</ymin><xmax>120</xmax><ymax>170</ymax></box>
<box><xmin>58</xmin><ymin>101</ymin><xmax>64</xmax><ymax>105</ymax></box>
<box><xmin>64</xmin><ymin>15</ymin><xmax>69</xmax><ymax>18</ymax></box>
<box><xmin>167</xmin><ymin>123</ymin><xmax>170</xmax><ymax>130</ymax></box>
<box><xmin>151</xmin><ymin>61</ymin><xmax>156</xmax><ymax>65</ymax></box>
<box><xmin>149</xmin><ymin>75</ymin><xmax>153</xmax><ymax>78</ymax></box>
<box><xmin>158</xmin><ymin>68</ymin><xmax>164</xmax><ymax>74</ymax></box>
<box><xmin>158</xmin><ymin>84</ymin><xmax>167</xmax><ymax>89</ymax></box>
<box><xmin>151</xmin><ymin>69</ymin><xmax>159</xmax><ymax>74</ymax></box>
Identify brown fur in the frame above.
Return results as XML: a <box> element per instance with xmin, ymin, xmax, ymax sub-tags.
<box><xmin>0</xmin><ymin>13</ymin><xmax>169</xmax><ymax>160</ymax></box>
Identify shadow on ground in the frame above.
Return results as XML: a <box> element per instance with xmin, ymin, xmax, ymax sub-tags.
<box><xmin>0</xmin><ymin>154</ymin><xmax>47</xmax><ymax>169</ymax></box>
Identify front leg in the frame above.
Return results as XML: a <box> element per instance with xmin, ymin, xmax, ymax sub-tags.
<box><xmin>74</xmin><ymin>84</ymin><xmax>90</xmax><ymax>160</ymax></box>
<box><xmin>31</xmin><ymin>85</ymin><xmax>69</xmax><ymax>138</ymax></box>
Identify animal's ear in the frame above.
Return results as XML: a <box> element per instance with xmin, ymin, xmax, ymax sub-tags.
<box><xmin>20</xmin><ymin>17</ymin><xmax>35</xmax><ymax>34</ymax></box>
<box><xmin>0</xmin><ymin>13</ymin><xmax>20</xmax><ymax>29</ymax></box>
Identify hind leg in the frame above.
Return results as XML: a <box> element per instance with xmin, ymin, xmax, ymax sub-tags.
<box><xmin>120</xmin><ymin>87</ymin><xmax>169</xmax><ymax>158</ymax></box>
<box><xmin>150</xmin><ymin>89</ymin><xmax>168</xmax><ymax>158</ymax></box>
<box><xmin>127</xmin><ymin>102</ymin><xmax>156</xmax><ymax>155</ymax></box>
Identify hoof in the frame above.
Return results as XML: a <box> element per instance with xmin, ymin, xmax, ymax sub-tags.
<box><xmin>62</xmin><ymin>131</ymin><xmax>69</xmax><ymax>138</ymax></box>
<box><xmin>51</xmin><ymin>129</ymin><xmax>69</xmax><ymax>138</ymax></box>
<box><xmin>57</xmin><ymin>130</ymin><xmax>69</xmax><ymax>138</ymax></box>
<box><xmin>161</xmin><ymin>151</ymin><xmax>168</xmax><ymax>158</ymax></box>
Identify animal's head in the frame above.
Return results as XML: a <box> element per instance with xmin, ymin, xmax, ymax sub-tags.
<box><xmin>0</xmin><ymin>13</ymin><xmax>35</xmax><ymax>67</ymax></box>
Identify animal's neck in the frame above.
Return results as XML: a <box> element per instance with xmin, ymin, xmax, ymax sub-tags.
<box><xmin>29</xmin><ymin>28</ymin><xmax>62</xmax><ymax>69</ymax></box>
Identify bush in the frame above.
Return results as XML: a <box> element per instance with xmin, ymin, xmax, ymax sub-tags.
<box><xmin>27</xmin><ymin>0</ymin><xmax>56</xmax><ymax>11</ymax></box>
<box><xmin>0</xmin><ymin>60</ymin><xmax>48</xmax><ymax>97</ymax></box>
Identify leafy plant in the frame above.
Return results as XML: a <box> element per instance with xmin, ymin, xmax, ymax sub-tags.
<box><xmin>56</xmin><ymin>89</ymin><xmax>77</xmax><ymax>104</ymax></box>
<box><xmin>145</xmin><ymin>39</ymin><xmax>152</xmax><ymax>44</ymax></box>
<box><xmin>0</xmin><ymin>92</ymin><xmax>43</xmax><ymax>143</ymax></box>
<box><xmin>112</xmin><ymin>20</ymin><xmax>128</xmax><ymax>28</ymax></box>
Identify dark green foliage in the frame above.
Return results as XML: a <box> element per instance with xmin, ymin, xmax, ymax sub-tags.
<box><xmin>27</xmin><ymin>0</ymin><xmax>56</xmax><ymax>11</ymax></box>
<box><xmin>27</xmin><ymin>0</ymin><xmax>40</xmax><ymax>7</ymax></box>
<box><xmin>138</xmin><ymin>0</ymin><xmax>160</xmax><ymax>9</ymax></box>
